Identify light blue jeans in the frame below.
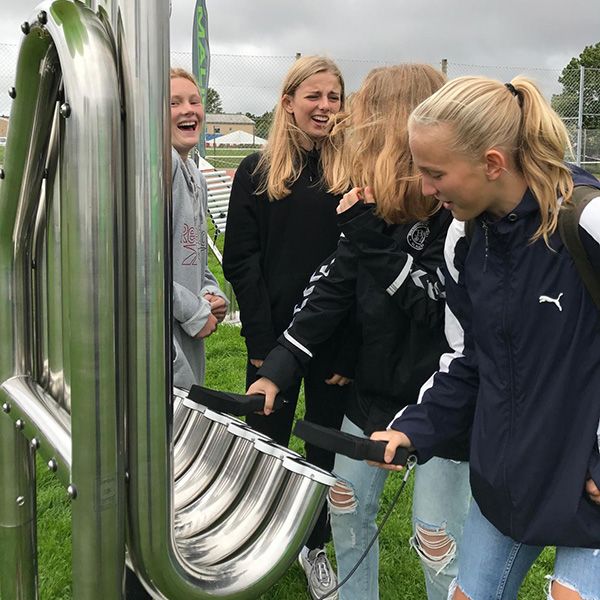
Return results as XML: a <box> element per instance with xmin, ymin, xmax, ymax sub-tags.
<box><xmin>412</xmin><ymin>455</ymin><xmax>471</xmax><ymax>600</ymax></box>
<box><xmin>328</xmin><ymin>416</ymin><xmax>471</xmax><ymax>600</ymax></box>
<box><xmin>453</xmin><ymin>501</ymin><xmax>600</xmax><ymax>600</ymax></box>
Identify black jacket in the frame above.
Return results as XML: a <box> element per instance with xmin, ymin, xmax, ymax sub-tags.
<box><xmin>259</xmin><ymin>202</ymin><xmax>453</xmax><ymax>433</ymax></box>
<box><xmin>222</xmin><ymin>150</ymin><xmax>349</xmax><ymax>361</ymax></box>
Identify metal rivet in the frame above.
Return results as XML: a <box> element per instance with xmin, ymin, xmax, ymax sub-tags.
<box><xmin>59</xmin><ymin>103</ymin><xmax>71</xmax><ymax>118</ymax></box>
<box><xmin>16</xmin><ymin>496</ymin><xmax>25</xmax><ymax>506</ymax></box>
<box><xmin>43</xmin><ymin>168</ymin><xmax>48</xmax><ymax>179</ymax></box>
<box><xmin>67</xmin><ymin>485</ymin><xmax>77</xmax><ymax>500</ymax></box>
<box><xmin>30</xmin><ymin>438</ymin><xmax>40</xmax><ymax>450</ymax></box>
<box><xmin>15</xmin><ymin>419</ymin><xmax>25</xmax><ymax>431</ymax></box>
<box><xmin>125</xmin><ymin>471</ymin><xmax>130</xmax><ymax>483</ymax></box>
<box><xmin>21</xmin><ymin>22</ymin><xmax>30</xmax><ymax>35</ymax></box>
<box><xmin>31</xmin><ymin>259</ymin><xmax>36</xmax><ymax>270</ymax></box>
<box><xmin>37</xmin><ymin>11</ymin><xmax>48</xmax><ymax>25</ymax></box>
<box><xmin>0</xmin><ymin>169</ymin><xmax>5</xmax><ymax>179</ymax></box>
<box><xmin>2</xmin><ymin>403</ymin><xmax>10</xmax><ymax>413</ymax></box>
<box><xmin>8</xmin><ymin>87</ymin><xmax>16</xmax><ymax>99</ymax></box>
<box><xmin>47</xmin><ymin>458</ymin><xmax>58</xmax><ymax>472</ymax></box>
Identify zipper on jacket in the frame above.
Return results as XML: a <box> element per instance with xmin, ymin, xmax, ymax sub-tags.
<box><xmin>500</xmin><ymin>241</ymin><xmax>516</xmax><ymax>537</ymax></box>
<box><xmin>482</xmin><ymin>221</ymin><xmax>489</xmax><ymax>272</ymax></box>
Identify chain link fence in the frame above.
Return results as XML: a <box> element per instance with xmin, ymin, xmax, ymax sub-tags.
<box><xmin>1</xmin><ymin>43</ymin><xmax>598</xmax><ymax>172</ymax></box>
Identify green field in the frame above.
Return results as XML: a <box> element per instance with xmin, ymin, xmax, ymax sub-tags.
<box><xmin>203</xmin><ymin>146</ymin><xmax>257</xmax><ymax>169</ymax></box>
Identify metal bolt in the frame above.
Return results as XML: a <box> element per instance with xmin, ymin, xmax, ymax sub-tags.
<box><xmin>59</xmin><ymin>103</ymin><xmax>71</xmax><ymax>118</ymax></box>
<box><xmin>30</xmin><ymin>438</ymin><xmax>40</xmax><ymax>450</ymax></box>
<box><xmin>8</xmin><ymin>87</ymin><xmax>16</xmax><ymax>99</ymax></box>
<box><xmin>16</xmin><ymin>496</ymin><xmax>25</xmax><ymax>507</ymax></box>
<box><xmin>21</xmin><ymin>22</ymin><xmax>30</xmax><ymax>35</ymax></box>
<box><xmin>0</xmin><ymin>169</ymin><xmax>5</xmax><ymax>179</ymax></box>
<box><xmin>15</xmin><ymin>419</ymin><xmax>25</xmax><ymax>431</ymax></box>
<box><xmin>67</xmin><ymin>485</ymin><xmax>78</xmax><ymax>500</ymax></box>
<box><xmin>47</xmin><ymin>458</ymin><xmax>58</xmax><ymax>472</ymax></box>
<box><xmin>2</xmin><ymin>403</ymin><xmax>10</xmax><ymax>413</ymax></box>
<box><xmin>37</xmin><ymin>11</ymin><xmax>48</xmax><ymax>25</ymax></box>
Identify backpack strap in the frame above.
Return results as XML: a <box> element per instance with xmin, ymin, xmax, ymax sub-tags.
<box><xmin>558</xmin><ymin>185</ymin><xmax>600</xmax><ymax>311</ymax></box>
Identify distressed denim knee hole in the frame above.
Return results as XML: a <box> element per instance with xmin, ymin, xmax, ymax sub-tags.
<box><xmin>328</xmin><ymin>479</ymin><xmax>357</xmax><ymax>514</ymax></box>
<box><xmin>411</xmin><ymin>521</ymin><xmax>457</xmax><ymax>575</ymax></box>
<box><xmin>547</xmin><ymin>576</ymin><xmax>598</xmax><ymax>600</ymax></box>
<box><xmin>448</xmin><ymin>579</ymin><xmax>473</xmax><ymax>600</ymax></box>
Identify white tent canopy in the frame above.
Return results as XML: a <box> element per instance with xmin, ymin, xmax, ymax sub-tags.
<box><xmin>209</xmin><ymin>130</ymin><xmax>267</xmax><ymax>146</ymax></box>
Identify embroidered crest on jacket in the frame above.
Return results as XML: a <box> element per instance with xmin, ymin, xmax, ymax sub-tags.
<box><xmin>407</xmin><ymin>222</ymin><xmax>430</xmax><ymax>251</ymax></box>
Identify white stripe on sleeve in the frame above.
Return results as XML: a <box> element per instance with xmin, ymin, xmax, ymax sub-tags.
<box><xmin>283</xmin><ymin>330</ymin><xmax>313</xmax><ymax>358</ymax></box>
<box><xmin>444</xmin><ymin>219</ymin><xmax>465</xmax><ymax>284</ymax></box>
<box><xmin>386</xmin><ymin>255</ymin><xmax>414</xmax><ymax>296</ymax></box>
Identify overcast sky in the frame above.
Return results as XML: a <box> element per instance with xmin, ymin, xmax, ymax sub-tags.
<box><xmin>1</xmin><ymin>0</ymin><xmax>599</xmax><ymax>115</ymax></box>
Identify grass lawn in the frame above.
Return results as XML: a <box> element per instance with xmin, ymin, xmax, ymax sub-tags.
<box><xmin>203</xmin><ymin>146</ymin><xmax>257</xmax><ymax>169</ymax></box>
<box><xmin>34</xmin><ymin>246</ymin><xmax>554</xmax><ymax>599</ymax></box>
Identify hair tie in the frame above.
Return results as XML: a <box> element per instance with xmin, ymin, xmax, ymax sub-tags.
<box><xmin>505</xmin><ymin>82</ymin><xmax>523</xmax><ymax>108</ymax></box>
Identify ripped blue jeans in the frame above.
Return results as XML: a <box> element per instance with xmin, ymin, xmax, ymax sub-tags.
<box><xmin>328</xmin><ymin>416</ymin><xmax>471</xmax><ymax>600</ymax></box>
<box><xmin>412</xmin><ymin>455</ymin><xmax>471</xmax><ymax>599</ymax></box>
<box><xmin>452</xmin><ymin>500</ymin><xmax>600</xmax><ymax>600</ymax></box>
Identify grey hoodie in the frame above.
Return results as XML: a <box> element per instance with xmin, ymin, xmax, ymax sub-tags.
<box><xmin>172</xmin><ymin>148</ymin><xmax>227</xmax><ymax>389</ymax></box>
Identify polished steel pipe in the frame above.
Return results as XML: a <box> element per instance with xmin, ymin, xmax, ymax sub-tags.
<box><xmin>174</xmin><ymin>424</ymin><xmax>261</xmax><ymax>539</ymax></box>
<box><xmin>2</xmin><ymin>376</ymin><xmax>71</xmax><ymax>483</ymax></box>
<box><xmin>174</xmin><ymin>410</ymin><xmax>238</xmax><ymax>510</ymax></box>
<box><xmin>173</xmin><ymin>387</ymin><xmax>193</xmax><ymax>444</ymax></box>
<box><xmin>1</xmin><ymin>0</ymin><xmax>339</xmax><ymax>597</ymax></box>
<box><xmin>175</xmin><ymin>439</ymin><xmax>297</xmax><ymax>564</ymax></box>
<box><xmin>180</xmin><ymin>458</ymin><xmax>336</xmax><ymax>597</ymax></box>
<box><xmin>173</xmin><ymin>406</ymin><xmax>210</xmax><ymax>480</ymax></box>
<box><xmin>0</xmin><ymin>2</ymin><xmax>126</xmax><ymax>597</ymax></box>
<box><xmin>0</xmin><ymin>16</ymin><xmax>62</xmax><ymax>599</ymax></box>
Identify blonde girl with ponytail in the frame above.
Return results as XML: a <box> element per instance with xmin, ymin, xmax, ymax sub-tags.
<box><xmin>373</xmin><ymin>76</ymin><xmax>600</xmax><ymax>600</ymax></box>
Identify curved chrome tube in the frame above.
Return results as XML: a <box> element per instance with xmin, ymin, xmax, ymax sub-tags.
<box><xmin>0</xmin><ymin>2</ymin><xmax>126</xmax><ymax>597</ymax></box>
<box><xmin>173</xmin><ymin>409</ymin><xmax>210</xmax><ymax>480</ymax></box>
<box><xmin>174</xmin><ymin>424</ymin><xmax>261</xmax><ymax>538</ymax></box>
<box><xmin>181</xmin><ymin>457</ymin><xmax>336</xmax><ymax>597</ymax></box>
<box><xmin>0</xmin><ymin>1</ymin><xmax>338</xmax><ymax>598</ymax></box>
<box><xmin>173</xmin><ymin>387</ymin><xmax>194</xmax><ymax>444</ymax></box>
<box><xmin>176</xmin><ymin>439</ymin><xmax>296</xmax><ymax>565</ymax></box>
<box><xmin>174</xmin><ymin>410</ymin><xmax>237</xmax><ymax>509</ymax></box>
<box><xmin>2</xmin><ymin>376</ymin><xmax>71</xmax><ymax>483</ymax></box>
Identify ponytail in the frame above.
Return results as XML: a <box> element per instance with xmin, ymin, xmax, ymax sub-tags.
<box><xmin>410</xmin><ymin>75</ymin><xmax>573</xmax><ymax>243</ymax></box>
<box><xmin>510</xmin><ymin>77</ymin><xmax>573</xmax><ymax>243</ymax></box>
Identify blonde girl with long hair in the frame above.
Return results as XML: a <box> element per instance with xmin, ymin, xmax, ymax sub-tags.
<box><xmin>374</xmin><ymin>76</ymin><xmax>600</xmax><ymax>600</ymax></box>
<box><xmin>222</xmin><ymin>56</ymin><xmax>351</xmax><ymax>600</ymax></box>
<box><xmin>249</xmin><ymin>64</ymin><xmax>469</xmax><ymax>600</ymax></box>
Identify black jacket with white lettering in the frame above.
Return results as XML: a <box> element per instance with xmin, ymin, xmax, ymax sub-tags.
<box><xmin>258</xmin><ymin>203</ymin><xmax>453</xmax><ymax>434</ymax></box>
<box><xmin>392</xmin><ymin>166</ymin><xmax>600</xmax><ymax>547</ymax></box>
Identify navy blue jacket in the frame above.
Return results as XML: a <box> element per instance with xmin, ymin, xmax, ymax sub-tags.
<box><xmin>392</xmin><ymin>166</ymin><xmax>600</xmax><ymax>547</ymax></box>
